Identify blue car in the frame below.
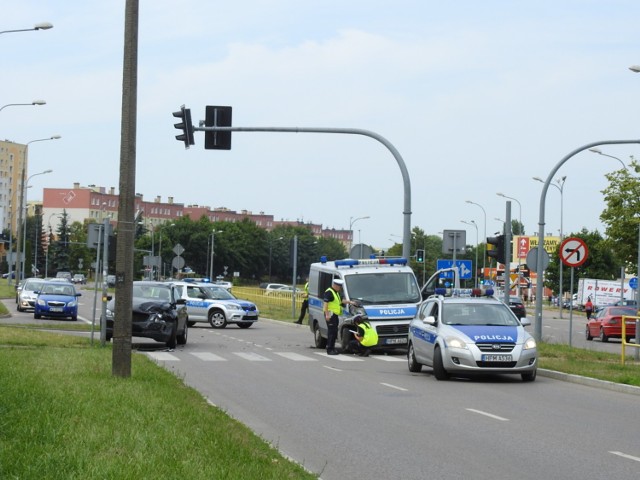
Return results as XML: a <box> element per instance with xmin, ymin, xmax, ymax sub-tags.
<box><xmin>34</xmin><ymin>282</ymin><xmax>81</xmax><ymax>321</ymax></box>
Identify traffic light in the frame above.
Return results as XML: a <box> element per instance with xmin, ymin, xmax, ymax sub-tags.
<box><xmin>205</xmin><ymin>105</ymin><xmax>232</xmax><ymax>150</ymax></box>
<box><xmin>173</xmin><ymin>105</ymin><xmax>195</xmax><ymax>148</ymax></box>
<box><xmin>416</xmin><ymin>249</ymin><xmax>425</xmax><ymax>263</ymax></box>
<box><xmin>486</xmin><ymin>235</ymin><xmax>506</xmax><ymax>265</ymax></box>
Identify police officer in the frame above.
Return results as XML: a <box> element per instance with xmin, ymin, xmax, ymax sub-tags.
<box><xmin>323</xmin><ymin>278</ymin><xmax>353</xmax><ymax>355</ymax></box>
<box><xmin>295</xmin><ymin>279</ymin><xmax>309</xmax><ymax>325</ymax></box>
<box><xmin>351</xmin><ymin>314</ymin><xmax>378</xmax><ymax>357</ymax></box>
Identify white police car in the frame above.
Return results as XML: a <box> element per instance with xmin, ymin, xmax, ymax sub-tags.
<box><xmin>407</xmin><ymin>288</ymin><xmax>537</xmax><ymax>381</ymax></box>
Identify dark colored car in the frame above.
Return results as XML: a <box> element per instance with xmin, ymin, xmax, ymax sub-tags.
<box><xmin>104</xmin><ymin>281</ymin><xmax>188</xmax><ymax>348</ymax></box>
<box><xmin>34</xmin><ymin>281</ymin><xmax>81</xmax><ymax>321</ymax></box>
<box><xmin>586</xmin><ymin>305</ymin><xmax>637</xmax><ymax>342</ymax></box>
<box><xmin>496</xmin><ymin>294</ymin><xmax>527</xmax><ymax>319</ymax></box>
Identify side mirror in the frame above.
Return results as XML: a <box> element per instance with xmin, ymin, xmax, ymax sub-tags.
<box><xmin>423</xmin><ymin>315</ymin><xmax>437</xmax><ymax>325</ymax></box>
<box><xmin>520</xmin><ymin>316</ymin><xmax>531</xmax><ymax>327</ymax></box>
<box><xmin>176</xmin><ymin>298</ymin><xmax>187</xmax><ymax>305</ymax></box>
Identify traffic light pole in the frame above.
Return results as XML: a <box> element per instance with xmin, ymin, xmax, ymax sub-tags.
<box><xmin>196</xmin><ymin>124</ymin><xmax>413</xmax><ymax>261</ymax></box>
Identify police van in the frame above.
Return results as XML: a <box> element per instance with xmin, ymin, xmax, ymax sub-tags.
<box><xmin>307</xmin><ymin>256</ymin><xmax>422</xmax><ymax>351</ymax></box>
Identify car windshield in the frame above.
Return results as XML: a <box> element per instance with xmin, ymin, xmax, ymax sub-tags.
<box><xmin>41</xmin><ymin>284</ymin><xmax>76</xmax><ymax>296</ymax></box>
<box><xmin>133</xmin><ymin>284</ymin><xmax>171</xmax><ymax>301</ymax></box>
<box><xmin>442</xmin><ymin>303</ymin><xmax>520</xmax><ymax>326</ymax></box>
<box><xmin>201</xmin><ymin>285</ymin><xmax>236</xmax><ymax>300</ymax></box>
<box><xmin>24</xmin><ymin>280</ymin><xmax>45</xmax><ymax>291</ymax></box>
<box><xmin>345</xmin><ymin>272</ymin><xmax>421</xmax><ymax>305</ymax></box>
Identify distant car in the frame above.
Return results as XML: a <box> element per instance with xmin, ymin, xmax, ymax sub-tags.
<box><xmin>34</xmin><ymin>281</ymin><xmax>82</xmax><ymax>321</ymax></box>
<box><xmin>17</xmin><ymin>278</ymin><xmax>47</xmax><ymax>312</ymax></box>
<box><xmin>612</xmin><ymin>299</ymin><xmax>637</xmax><ymax>307</ymax></box>
<box><xmin>15</xmin><ymin>279</ymin><xmax>25</xmax><ymax>303</ymax></box>
<box><xmin>72</xmin><ymin>274</ymin><xmax>86</xmax><ymax>284</ymax></box>
<box><xmin>407</xmin><ymin>289</ymin><xmax>537</xmax><ymax>381</ymax></box>
<box><xmin>495</xmin><ymin>294</ymin><xmax>527</xmax><ymax>319</ymax></box>
<box><xmin>586</xmin><ymin>305</ymin><xmax>637</xmax><ymax>342</ymax></box>
<box><xmin>55</xmin><ymin>271</ymin><xmax>72</xmax><ymax>282</ymax></box>
<box><xmin>262</xmin><ymin>283</ymin><xmax>288</xmax><ymax>292</ymax></box>
<box><xmin>103</xmin><ymin>281</ymin><xmax>188</xmax><ymax>348</ymax></box>
<box><xmin>264</xmin><ymin>284</ymin><xmax>293</xmax><ymax>295</ymax></box>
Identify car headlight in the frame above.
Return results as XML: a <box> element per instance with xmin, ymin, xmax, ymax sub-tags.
<box><xmin>227</xmin><ymin>304</ymin><xmax>242</xmax><ymax>311</ymax></box>
<box><xmin>523</xmin><ymin>337</ymin><xmax>537</xmax><ymax>350</ymax></box>
<box><xmin>68</xmin><ymin>300</ymin><xmax>77</xmax><ymax>308</ymax></box>
<box><xmin>37</xmin><ymin>298</ymin><xmax>46</xmax><ymax>306</ymax></box>
<box><xmin>445</xmin><ymin>336</ymin><xmax>468</xmax><ymax>349</ymax></box>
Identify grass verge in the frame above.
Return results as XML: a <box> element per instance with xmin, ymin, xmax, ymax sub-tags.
<box><xmin>0</xmin><ymin>327</ymin><xmax>317</xmax><ymax>480</ymax></box>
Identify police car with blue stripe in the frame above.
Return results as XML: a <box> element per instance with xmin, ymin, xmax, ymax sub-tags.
<box><xmin>407</xmin><ymin>286</ymin><xmax>537</xmax><ymax>381</ymax></box>
<box><xmin>171</xmin><ymin>280</ymin><xmax>258</xmax><ymax>329</ymax></box>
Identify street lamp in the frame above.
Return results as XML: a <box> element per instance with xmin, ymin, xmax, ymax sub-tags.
<box><xmin>465</xmin><ymin>200</ymin><xmax>487</xmax><ymax>280</ymax></box>
<box><xmin>461</xmin><ymin>220</ymin><xmax>479</xmax><ymax>288</ymax></box>
<box><xmin>533</xmin><ymin>175</ymin><xmax>566</xmax><ymax>316</ymax></box>
<box><xmin>0</xmin><ymin>22</ymin><xmax>53</xmax><ymax>35</ymax></box>
<box><xmin>21</xmin><ymin>169</ymin><xmax>53</xmax><ymax>279</ymax></box>
<box><xmin>209</xmin><ymin>230</ymin><xmax>222</xmax><ymax>280</ymax></box>
<box><xmin>588</xmin><ymin>147</ymin><xmax>628</xmax><ymax>170</ymax></box>
<box><xmin>0</xmin><ymin>100</ymin><xmax>46</xmax><ymax>112</ymax></box>
<box><xmin>45</xmin><ymin>212</ymin><xmax>62</xmax><ymax>278</ymax></box>
<box><xmin>16</xmin><ymin>135</ymin><xmax>59</xmax><ymax>280</ymax></box>
<box><xmin>348</xmin><ymin>215</ymin><xmax>370</xmax><ymax>254</ymax></box>
<box><xmin>497</xmin><ymin>192</ymin><xmax>523</xmax><ymax>293</ymax></box>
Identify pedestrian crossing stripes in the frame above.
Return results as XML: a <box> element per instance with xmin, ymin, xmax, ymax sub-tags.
<box><xmin>145</xmin><ymin>350</ymin><xmax>407</xmax><ymax>363</ymax></box>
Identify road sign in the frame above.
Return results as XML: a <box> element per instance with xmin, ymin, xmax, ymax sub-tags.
<box><xmin>172</xmin><ymin>255</ymin><xmax>185</xmax><ymax>270</ymax></box>
<box><xmin>526</xmin><ymin>247</ymin><xmax>550</xmax><ymax>273</ymax></box>
<box><xmin>560</xmin><ymin>237</ymin><xmax>589</xmax><ymax>267</ymax></box>
<box><xmin>173</xmin><ymin>243</ymin><xmax>185</xmax><ymax>256</ymax></box>
<box><xmin>436</xmin><ymin>259</ymin><xmax>472</xmax><ymax>279</ymax></box>
<box><xmin>630</xmin><ymin>277</ymin><xmax>638</xmax><ymax>290</ymax></box>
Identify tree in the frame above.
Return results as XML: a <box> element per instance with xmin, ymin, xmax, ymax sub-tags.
<box><xmin>49</xmin><ymin>210</ymin><xmax>72</xmax><ymax>273</ymax></box>
<box><xmin>600</xmin><ymin>159</ymin><xmax>640</xmax><ymax>271</ymax></box>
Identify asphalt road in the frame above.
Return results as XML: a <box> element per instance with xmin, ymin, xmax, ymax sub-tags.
<box><xmin>4</xmin><ymin>291</ymin><xmax>640</xmax><ymax>479</ymax></box>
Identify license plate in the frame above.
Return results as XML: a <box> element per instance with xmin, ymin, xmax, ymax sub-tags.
<box><xmin>385</xmin><ymin>338</ymin><xmax>408</xmax><ymax>345</ymax></box>
<box><xmin>245</xmin><ymin>312</ymin><xmax>257</xmax><ymax>317</ymax></box>
<box><xmin>49</xmin><ymin>307</ymin><xmax>63</xmax><ymax>312</ymax></box>
<box><xmin>625</xmin><ymin>321</ymin><xmax>635</xmax><ymax>325</ymax></box>
<box><xmin>482</xmin><ymin>354</ymin><xmax>512</xmax><ymax>362</ymax></box>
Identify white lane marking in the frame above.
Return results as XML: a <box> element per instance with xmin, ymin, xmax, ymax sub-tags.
<box><xmin>275</xmin><ymin>352</ymin><xmax>317</xmax><ymax>361</ymax></box>
<box><xmin>380</xmin><ymin>382</ymin><xmax>408</xmax><ymax>391</ymax></box>
<box><xmin>191</xmin><ymin>352</ymin><xmax>227</xmax><ymax>361</ymax></box>
<box><xmin>314</xmin><ymin>352</ymin><xmax>363</xmax><ymax>361</ymax></box>
<box><xmin>610</xmin><ymin>451</ymin><xmax>640</xmax><ymax>463</ymax></box>
<box><xmin>233</xmin><ymin>352</ymin><xmax>271</xmax><ymax>361</ymax></box>
<box><xmin>147</xmin><ymin>352</ymin><xmax>180</xmax><ymax>361</ymax></box>
<box><xmin>372</xmin><ymin>356</ymin><xmax>406</xmax><ymax>362</ymax></box>
<box><xmin>466</xmin><ymin>408</ymin><xmax>509</xmax><ymax>421</ymax></box>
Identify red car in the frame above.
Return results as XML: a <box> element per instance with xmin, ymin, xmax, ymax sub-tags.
<box><xmin>585</xmin><ymin>306</ymin><xmax>638</xmax><ymax>342</ymax></box>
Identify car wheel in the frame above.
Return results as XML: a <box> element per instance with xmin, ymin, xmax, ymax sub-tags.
<box><xmin>313</xmin><ymin>322</ymin><xmax>327</xmax><ymax>349</ymax></box>
<box><xmin>34</xmin><ymin>313</ymin><xmax>41</xmax><ymax>319</ymax></box>
<box><xmin>187</xmin><ymin>321</ymin><xmax>196</xmax><ymax>327</ymax></box>
<box><xmin>599</xmin><ymin>328</ymin><xmax>609</xmax><ymax>342</ymax></box>
<box><xmin>177</xmin><ymin>321</ymin><xmax>188</xmax><ymax>345</ymax></box>
<box><xmin>237</xmin><ymin>322</ymin><xmax>252</xmax><ymax>329</ymax></box>
<box><xmin>71</xmin><ymin>315</ymin><xmax>77</xmax><ymax>321</ymax></box>
<box><xmin>521</xmin><ymin>369</ymin><xmax>537</xmax><ymax>382</ymax></box>
<box><xmin>407</xmin><ymin>342</ymin><xmax>422</xmax><ymax>373</ymax></box>
<box><xmin>585</xmin><ymin>326</ymin><xmax>593</xmax><ymax>341</ymax></box>
<box><xmin>432</xmin><ymin>346</ymin><xmax>449</xmax><ymax>380</ymax></box>
<box><xmin>209</xmin><ymin>310</ymin><xmax>227</xmax><ymax>329</ymax></box>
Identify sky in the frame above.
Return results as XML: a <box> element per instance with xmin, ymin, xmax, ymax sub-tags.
<box><xmin>4</xmin><ymin>0</ymin><xmax>640</xmax><ymax>251</ymax></box>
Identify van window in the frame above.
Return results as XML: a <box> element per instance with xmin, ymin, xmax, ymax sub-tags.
<box><xmin>345</xmin><ymin>272</ymin><xmax>421</xmax><ymax>304</ymax></box>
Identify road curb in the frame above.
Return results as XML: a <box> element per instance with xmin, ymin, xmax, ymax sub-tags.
<box><xmin>538</xmin><ymin>368</ymin><xmax>640</xmax><ymax>396</ymax></box>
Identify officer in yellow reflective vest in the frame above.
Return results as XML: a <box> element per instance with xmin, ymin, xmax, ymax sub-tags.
<box><xmin>352</xmin><ymin>314</ymin><xmax>378</xmax><ymax>357</ymax></box>
<box><xmin>323</xmin><ymin>278</ymin><xmax>353</xmax><ymax>355</ymax></box>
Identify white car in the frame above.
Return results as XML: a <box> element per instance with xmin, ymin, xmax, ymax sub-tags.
<box><xmin>407</xmin><ymin>288</ymin><xmax>537</xmax><ymax>381</ymax></box>
<box><xmin>263</xmin><ymin>283</ymin><xmax>290</xmax><ymax>295</ymax></box>
<box><xmin>17</xmin><ymin>278</ymin><xmax>47</xmax><ymax>312</ymax></box>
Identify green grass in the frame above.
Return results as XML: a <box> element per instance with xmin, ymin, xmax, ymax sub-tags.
<box><xmin>0</xmin><ymin>328</ymin><xmax>317</xmax><ymax>480</ymax></box>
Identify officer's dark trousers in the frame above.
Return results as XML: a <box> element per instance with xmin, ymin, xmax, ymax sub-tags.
<box><xmin>327</xmin><ymin>315</ymin><xmax>339</xmax><ymax>351</ymax></box>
